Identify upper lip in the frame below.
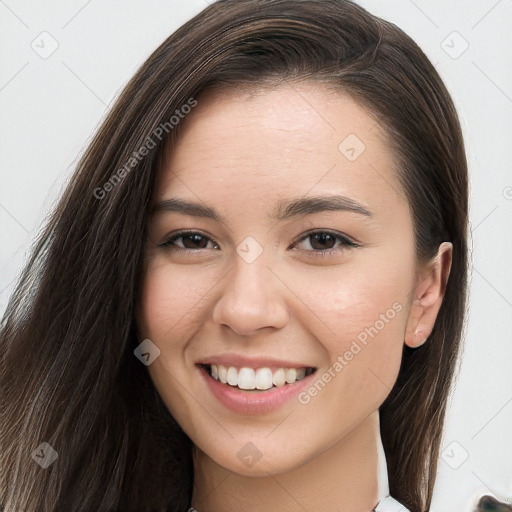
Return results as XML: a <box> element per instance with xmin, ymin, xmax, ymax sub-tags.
<box><xmin>196</xmin><ymin>354</ymin><xmax>316</xmax><ymax>369</ymax></box>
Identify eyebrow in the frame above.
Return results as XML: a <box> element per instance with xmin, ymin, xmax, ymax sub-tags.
<box><xmin>151</xmin><ymin>194</ymin><xmax>373</xmax><ymax>222</ymax></box>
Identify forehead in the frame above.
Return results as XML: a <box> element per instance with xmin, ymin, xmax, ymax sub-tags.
<box><xmin>155</xmin><ymin>82</ymin><xmax>409</xmax><ymax>225</ymax></box>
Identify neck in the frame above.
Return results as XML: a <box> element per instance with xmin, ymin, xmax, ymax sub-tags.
<box><xmin>191</xmin><ymin>410</ymin><xmax>382</xmax><ymax>512</ymax></box>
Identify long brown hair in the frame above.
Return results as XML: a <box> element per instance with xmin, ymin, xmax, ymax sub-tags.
<box><xmin>0</xmin><ymin>1</ymin><xmax>468</xmax><ymax>510</ymax></box>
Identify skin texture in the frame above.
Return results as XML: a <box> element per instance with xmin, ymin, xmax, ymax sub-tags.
<box><xmin>137</xmin><ymin>82</ymin><xmax>452</xmax><ymax>512</ymax></box>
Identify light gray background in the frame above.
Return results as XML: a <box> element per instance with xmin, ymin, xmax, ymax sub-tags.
<box><xmin>1</xmin><ymin>1</ymin><xmax>511</xmax><ymax>510</ymax></box>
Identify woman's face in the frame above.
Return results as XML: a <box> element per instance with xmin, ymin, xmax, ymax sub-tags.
<box><xmin>137</xmin><ymin>82</ymin><xmax>428</xmax><ymax>476</ymax></box>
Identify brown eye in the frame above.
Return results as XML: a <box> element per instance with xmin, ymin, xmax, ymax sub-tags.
<box><xmin>158</xmin><ymin>231</ymin><xmax>219</xmax><ymax>251</ymax></box>
<box><xmin>293</xmin><ymin>230</ymin><xmax>358</xmax><ymax>256</ymax></box>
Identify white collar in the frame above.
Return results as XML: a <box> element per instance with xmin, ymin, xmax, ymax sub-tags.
<box><xmin>374</xmin><ymin>432</ymin><xmax>411</xmax><ymax>511</ymax></box>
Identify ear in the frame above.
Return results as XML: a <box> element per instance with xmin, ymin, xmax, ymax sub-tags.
<box><xmin>404</xmin><ymin>242</ymin><xmax>453</xmax><ymax>348</ymax></box>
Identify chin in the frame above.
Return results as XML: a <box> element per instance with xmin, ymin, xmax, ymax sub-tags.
<box><xmin>212</xmin><ymin>449</ymin><xmax>308</xmax><ymax>477</ymax></box>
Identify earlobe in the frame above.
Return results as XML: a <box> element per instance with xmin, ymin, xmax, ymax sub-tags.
<box><xmin>404</xmin><ymin>242</ymin><xmax>453</xmax><ymax>348</ymax></box>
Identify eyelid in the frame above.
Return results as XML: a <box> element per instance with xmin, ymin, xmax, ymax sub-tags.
<box><xmin>291</xmin><ymin>229</ymin><xmax>359</xmax><ymax>249</ymax></box>
<box><xmin>157</xmin><ymin>228</ymin><xmax>359</xmax><ymax>255</ymax></box>
<box><xmin>157</xmin><ymin>229</ymin><xmax>219</xmax><ymax>250</ymax></box>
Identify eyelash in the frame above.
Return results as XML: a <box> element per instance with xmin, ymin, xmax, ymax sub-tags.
<box><xmin>157</xmin><ymin>229</ymin><xmax>359</xmax><ymax>257</ymax></box>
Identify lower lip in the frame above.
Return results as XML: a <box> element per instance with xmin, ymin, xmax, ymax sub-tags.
<box><xmin>199</xmin><ymin>366</ymin><xmax>316</xmax><ymax>414</ymax></box>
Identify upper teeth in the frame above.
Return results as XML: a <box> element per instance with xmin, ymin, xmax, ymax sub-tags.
<box><xmin>210</xmin><ymin>365</ymin><xmax>309</xmax><ymax>390</ymax></box>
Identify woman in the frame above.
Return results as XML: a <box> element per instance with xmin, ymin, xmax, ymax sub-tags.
<box><xmin>0</xmin><ymin>0</ymin><xmax>471</xmax><ymax>511</ymax></box>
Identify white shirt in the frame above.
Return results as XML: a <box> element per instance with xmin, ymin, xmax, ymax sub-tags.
<box><xmin>375</xmin><ymin>496</ymin><xmax>411</xmax><ymax>512</ymax></box>
<box><xmin>373</xmin><ymin>433</ymin><xmax>411</xmax><ymax>512</ymax></box>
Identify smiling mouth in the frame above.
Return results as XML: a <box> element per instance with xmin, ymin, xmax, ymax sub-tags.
<box><xmin>199</xmin><ymin>364</ymin><xmax>316</xmax><ymax>391</ymax></box>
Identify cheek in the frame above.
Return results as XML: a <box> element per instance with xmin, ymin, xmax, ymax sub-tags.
<box><xmin>138</xmin><ymin>262</ymin><xmax>212</xmax><ymax>341</ymax></box>
<box><xmin>294</xmin><ymin>256</ymin><xmax>412</xmax><ymax>346</ymax></box>
<box><xmin>137</xmin><ymin>264</ymin><xmax>207</xmax><ymax>423</ymax></box>
<box><xmin>289</xmin><ymin>257</ymin><xmax>410</xmax><ymax>407</ymax></box>
<box><xmin>297</xmin><ymin>299</ymin><xmax>406</xmax><ymax>429</ymax></box>
<box><xmin>137</xmin><ymin>264</ymin><xmax>202</xmax><ymax>389</ymax></box>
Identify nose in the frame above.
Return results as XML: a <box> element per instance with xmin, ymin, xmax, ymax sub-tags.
<box><xmin>211</xmin><ymin>251</ymin><xmax>289</xmax><ymax>336</ymax></box>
